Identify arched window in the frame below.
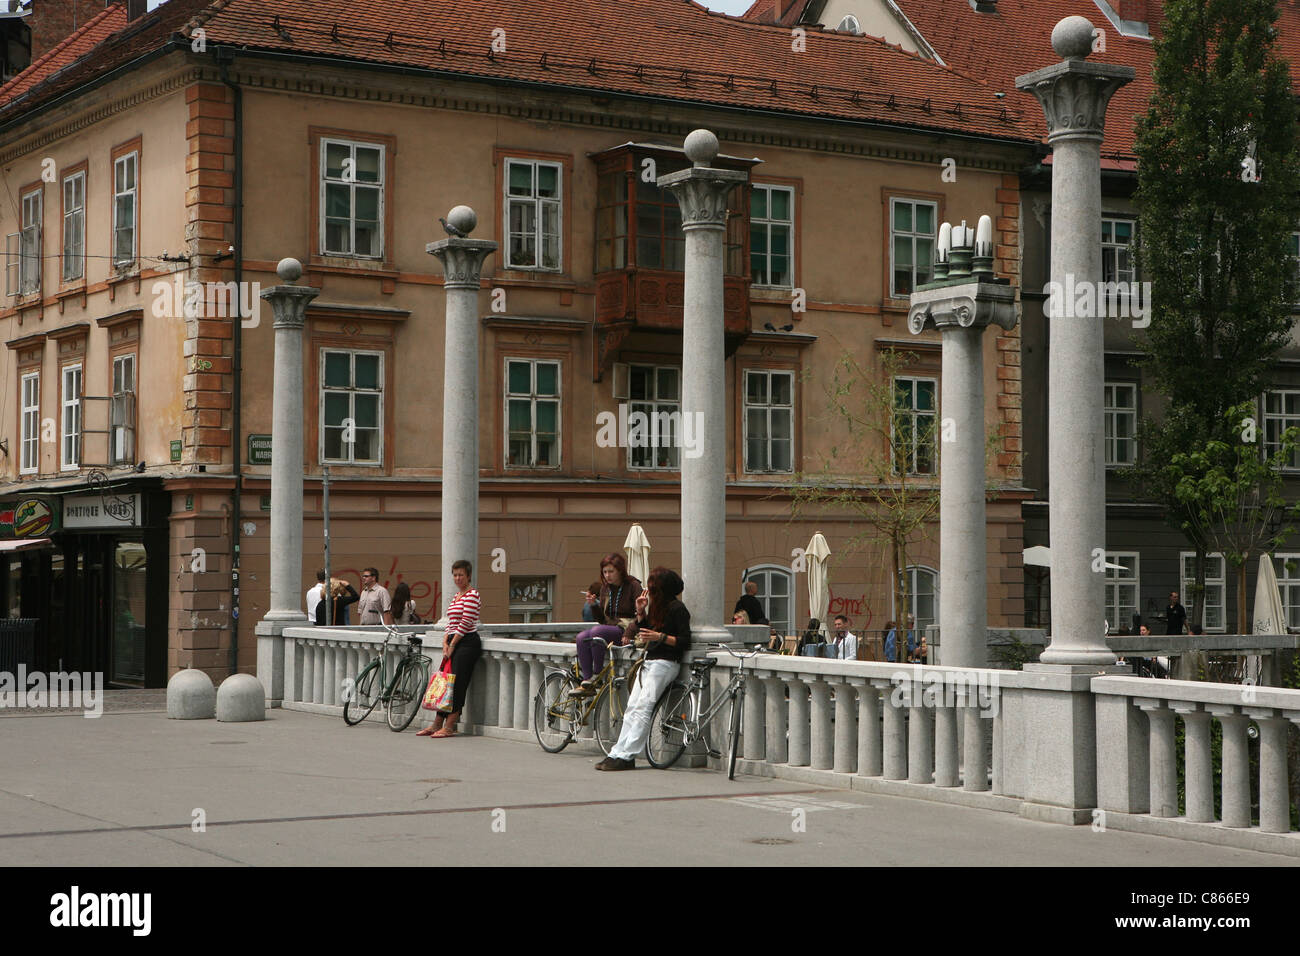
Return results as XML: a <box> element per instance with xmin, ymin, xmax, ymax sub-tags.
<box><xmin>898</xmin><ymin>566</ymin><xmax>939</xmax><ymax>629</ymax></box>
<box><xmin>746</xmin><ymin>565</ymin><xmax>793</xmax><ymax>636</ymax></box>
<box><xmin>837</xmin><ymin>15</ymin><xmax>863</xmax><ymax>35</ymax></box>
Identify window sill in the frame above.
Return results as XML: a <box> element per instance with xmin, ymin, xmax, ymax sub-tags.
<box><xmin>308</xmin><ymin>256</ymin><xmax>398</xmax><ymax>278</ymax></box>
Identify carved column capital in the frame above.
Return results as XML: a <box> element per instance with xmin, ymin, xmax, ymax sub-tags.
<box><xmin>907</xmin><ymin>281</ymin><xmax>1018</xmax><ymax>335</ymax></box>
<box><xmin>1016</xmin><ymin>60</ymin><xmax>1134</xmax><ymax>144</ymax></box>
<box><xmin>427</xmin><ymin>238</ymin><xmax>498</xmax><ymax>289</ymax></box>
<box><xmin>657</xmin><ymin>166</ymin><xmax>748</xmax><ymax>230</ymax></box>
<box><xmin>260</xmin><ymin>284</ymin><xmax>320</xmax><ymax>330</ymax></box>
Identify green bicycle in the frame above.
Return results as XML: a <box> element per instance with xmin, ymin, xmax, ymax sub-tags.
<box><xmin>533</xmin><ymin>642</ymin><xmax>644</xmax><ymax>755</ymax></box>
<box><xmin>342</xmin><ymin>624</ymin><xmax>433</xmax><ymax>732</ymax></box>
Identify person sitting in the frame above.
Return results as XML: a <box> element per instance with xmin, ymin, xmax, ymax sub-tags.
<box><xmin>884</xmin><ymin>618</ymin><xmax>918</xmax><ymax>663</ymax></box>
<box><xmin>573</xmin><ymin>554</ymin><xmax>642</xmax><ymax>694</ymax></box>
<box><xmin>830</xmin><ymin>614</ymin><xmax>858</xmax><ymax>660</ymax></box>
<box><xmin>581</xmin><ymin>581</ymin><xmax>602</xmax><ymax>623</ymax></box>
<box><xmin>797</xmin><ymin>618</ymin><xmax>823</xmax><ymax>656</ymax></box>
<box><xmin>732</xmin><ymin>609</ymin><xmax>750</xmax><ymax>625</ymax></box>
<box><xmin>733</xmin><ymin>580</ymin><xmax>768</xmax><ymax>627</ymax></box>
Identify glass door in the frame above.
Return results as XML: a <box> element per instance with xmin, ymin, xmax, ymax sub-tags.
<box><xmin>111</xmin><ymin>540</ymin><xmax>147</xmax><ymax>685</ymax></box>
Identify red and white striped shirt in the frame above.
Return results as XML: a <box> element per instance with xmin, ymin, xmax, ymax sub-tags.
<box><xmin>447</xmin><ymin>588</ymin><xmax>481</xmax><ymax>636</ymax></box>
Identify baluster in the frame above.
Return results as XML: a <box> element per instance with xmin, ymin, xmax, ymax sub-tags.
<box><xmin>481</xmin><ymin>653</ymin><xmax>500</xmax><ymax>727</ymax></box>
<box><xmin>742</xmin><ymin>671</ymin><xmax>766</xmax><ymax>761</ymax></box>
<box><xmin>513</xmin><ymin>655</ymin><xmax>530</xmax><ymax>729</ymax></box>
<box><xmin>323</xmin><ymin>644</ymin><xmax>337</xmax><ymax>707</ymax></box>
<box><xmin>855</xmin><ymin>679</ymin><xmax>883</xmax><ymax>777</ymax></box>
<box><xmin>831</xmin><ymin>680</ymin><xmax>856</xmax><ymax>774</ymax></box>
<box><xmin>934</xmin><ymin>697</ymin><xmax>959</xmax><ymax>788</ymax></box>
<box><xmin>787</xmin><ymin>679</ymin><xmax>810</xmax><ymax>767</ymax></box>
<box><xmin>810</xmin><ymin>679</ymin><xmax>833</xmax><ymax>770</ymax></box>
<box><xmin>527</xmin><ymin>661</ymin><xmax>544</xmax><ymax>731</ymax></box>
<box><xmin>287</xmin><ymin>638</ymin><xmax>303</xmax><ymax>703</ymax></box>
<box><xmin>963</xmin><ymin>705</ymin><xmax>989</xmax><ymax>792</ymax></box>
<box><xmin>311</xmin><ymin>642</ymin><xmax>325</xmax><ymax>705</ymax></box>
<box><xmin>1138</xmin><ymin>700</ymin><xmax>1177</xmax><ymax>818</ymax></box>
<box><xmin>497</xmin><ymin>656</ymin><xmax>515</xmax><ymax>728</ymax></box>
<box><xmin>1250</xmin><ymin>711</ymin><xmax>1290</xmax><ymax>833</ymax></box>
<box><xmin>1174</xmin><ymin>704</ymin><xmax>1213</xmax><ymax>823</ymax></box>
<box><xmin>907</xmin><ymin>699</ymin><xmax>933</xmax><ymax>785</ymax></box>
<box><xmin>1211</xmin><ymin>709</ymin><xmax>1251</xmax><ymax>828</ymax></box>
<box><xmin>881</xmin><ymin>679</ymin><xmax>907</xmax><ymax>781</ymax></box>
<box><xmin>763</xmin><ymin>677</ymin><xmax>788</xmax><ymax>764</ymax></box>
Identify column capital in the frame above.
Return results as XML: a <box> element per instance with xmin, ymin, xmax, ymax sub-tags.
<box><xmin>658</xmin><ymin>166</ymin><xmax>748</xmax><ymax>230</ymax></box>
<box><xmin>259</xmin><ymin>258</ymin><xmax>320</xmax><ymax>330</ymax></box>
<box><xmin>427</xmin><ymin>238</ymin><xmax>498</xmax><ymax>290</ymax></box>
<box><xmin>1015</xmin><ymin>59</ymin><xmax>1134</xmax><ymax>144</ymax></box>
<box><xmin>907</xmin><ymin>280</ymin><xmax>1018</xmax><ymax>335</ymax></box>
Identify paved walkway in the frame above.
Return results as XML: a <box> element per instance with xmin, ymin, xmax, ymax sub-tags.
<box><xmin>0</xmin><ymin>702</ymin><xmax>1294</xmax><ymax>866</ymax></box>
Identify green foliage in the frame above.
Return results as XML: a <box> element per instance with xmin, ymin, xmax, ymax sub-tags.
<box><xmin>989</xmin><ymin>635</ymin><xmax>1040</xmax><ymax>671</ymax></box>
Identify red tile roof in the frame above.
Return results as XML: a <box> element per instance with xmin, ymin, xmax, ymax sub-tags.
<box><xmin>0</xmin><ymin>0</ymin><xmax>1040</xmax><ymax>146</ymax></box>
<box><xmin>0</xmin><ymin>1</ymin><xmax>127</xmax><ymax>104</ymax></box>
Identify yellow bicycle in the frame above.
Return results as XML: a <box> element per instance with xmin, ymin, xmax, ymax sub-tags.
<box><xmin>533</xmin><ymin>642</ymin><xmax>644</xmax><ymax>755</ymax></box>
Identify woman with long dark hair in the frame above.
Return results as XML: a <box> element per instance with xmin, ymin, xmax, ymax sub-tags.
<box><xmin>572</xmin><ymin>553</ymin><xmax>642</xmax><ymax>693</ymax></box>
<box><xmin>595</xmin><ymin>565</ymin><xmax>691</xmax><ymax>771</ymax></box>
<box><xmin>391</xmin><ymin>581</ymin><xmax>420</xmax><ymax>624</ymax></box>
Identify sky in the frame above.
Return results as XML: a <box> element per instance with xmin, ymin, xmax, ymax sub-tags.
<box><xmin>700</xmin><ymin>0</ymin><xmax>754</xmax><ymax>13</ymax></box>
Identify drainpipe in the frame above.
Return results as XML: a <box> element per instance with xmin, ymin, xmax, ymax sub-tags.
<box><xmin>217</xmin><ymin>48</ymin><xmax>243</xmax><ymax>675</ymax></box>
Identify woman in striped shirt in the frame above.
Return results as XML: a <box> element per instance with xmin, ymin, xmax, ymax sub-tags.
<box><xmin>426</xmin><ymin>559</ymin><xmax>481</xmax><ymax>738</ymax></box>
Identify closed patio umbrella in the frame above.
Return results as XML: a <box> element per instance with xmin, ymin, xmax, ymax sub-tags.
<box><xmin>624</xmin><ymin>523</ymin><xmax>651</xmax><ymax>584</ymax></box>
<box><xmin>806</xmin><ymin>531</ymin><xmax>831</xmax><ymax>634</ymax></box>
<box><xmin>1250</xmin><ymin>554</ymin><xmax>1288</xmax><ymax>684</ymax></box>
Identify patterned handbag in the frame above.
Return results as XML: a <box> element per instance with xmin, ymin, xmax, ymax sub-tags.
<box><xmin>422</xmin><ymin>658</ymin><xmax>455</xmax><ymax>712</ymax></box>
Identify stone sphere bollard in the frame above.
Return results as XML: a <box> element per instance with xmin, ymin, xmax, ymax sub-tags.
<box><xmin>1051</xmin><ymin>15</ymin><xmax>1096</xmax><ymax>60</ymax></box>
<box><xmin>446</xmin><ymin>204</ymin><xmax>477</xmax><ymax>236</ymax></box>
<box><xmin>167</xmin><ymin>668</ymin><xmax>216</xmax><ymax>719</ymax></box>
<box><xmin>216</xmin><ymin>673</ymin><xmax>266</xmax><ymax>722</ymax></box>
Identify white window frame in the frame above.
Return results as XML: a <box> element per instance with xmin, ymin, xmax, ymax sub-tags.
<box><xmin>1104</xmin><ymin>381</ymin><xmax>1137</xmax><ymax>468</ymax></box>
<box><xmin>892</xmin><ymin>375</ymin><xmax>938</xmax><ymax>476</ymax></box>
<box><xmin>508</xmin><ymin>575</ymin><xmax>554</xmax><ymax>623</ymax></box>
<box><xmin>750</xmin><ymin>184</ymin><xmax>794</xmax><ymax>289</ymax></box>
<box><xmin>1101</xmin><ymin>216</ymin><xmax>1135</xmax><ymax>285</ymax></box>
<box><xmin>112</xmin><ymin>353</ymin><xmax>136</xmax><ymax>466</ymax></box>
<box><xmin>19</xmin><ymin>188</ymin><xmax>41</xmax><ymax>296</ymax></box>
<box><xmin>1262</xmin><ymin>389</ymin><xmax>1300</xmax><ymax>470</ymax></box>
<box><xmin>62</xmin><ymin>171</ymin><xmax>85</xmax><ymax>283</ymax></box>
<box><xmin>112</xmin><ymin>151</ymin><xmax>137</xmax><ymax>269</ymax></box>
<box><xmin>889</xmin><ymin>198</ymin><xmax>936</xmax><ymax>298</ymax></box>
<box><xmin>1275</xmin><ymin>554</ymin><xmax>1300</xmax><ymax>632</ymax></box>
<box><xmin>897</xmin><ymin>565</ymin><xmax>939</xmax><ymax>631</ymax></box>
<box><xmin>504</xmin><ymin>357</ymin><xmax>561</xmax><ymax>469</ymax></box>
<box><xmin>1104</xmin><ymin>551</ymin><xmax>1140</xmax><ymax>633</ymax></box>
<box><xmin>320</xmin><ymin>349</ymin><xmax>383</xmax><ymax>466</ymax></box>
<box><xmin>1181</xmin><ymin>552</ymin><xmax>1226</xmax><ymax>634</ymax></box>
<box><xmin>837</xmin><ymin>14</ymin><xmax>863</xmax><ymax>34</ymax></box>
<box><xmin>319</xmin><ymin>138</ymin><xmax>385</xmax><ymax>259</ymax></box>
<box><xmin>504</xmin><ymin>158</ymin><xmax>562</xmax><ymax>272</ymax></box>
<box><xmin>615</xmin><ymin>362</ymin><xmax>682</xmax><ymax>471</ymax></box>
<box><xmin>20</xmin><ymin>371</ymin><xmax>39</xmax><ymax>475</ymax></box>
<box><xmin>743</xmin><ymin>368</ymin><xmax>794</xmax><ymax>474</ymax></box>
<box><xmin>60</xmin><ymin>363</ymin><xmax>82</xmax><ymax>472</ymax></box>
<box><xmin>748</xmin><ymin>565</ymin><xmax>793</xmax><ymax>637</ymax></box>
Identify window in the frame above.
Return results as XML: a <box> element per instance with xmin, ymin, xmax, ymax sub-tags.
<box><xmin>1101</xmin><ymin>217</ymin><xmax>1135</xmax><ymax>284</ymax></box>
<box><xmin>112</xmin><ymin>151</ymin><xmax>137</xmax><ymax>268</ymax></box>
<box><xmin>892</xmin><ymin>376</ymin><xmax>937</xmax><ymax>476</ymax></box>
<box><xmin>634</xmin><ymin>173</ymin><xmax>685</xmax><ymax>271</ymax></box>
<box><xmin>1181</xmin><ymin>552</ymin><xmax>1226</xmax><ymax>633</ymax></box>
<box><xmin>626</xmin><ymin>364</ymin><xmax>681</xmax><ymax>470</ymax></box>
<box><xmin>112</xmin><ymin>353</ymin><xmax>136</xmax><ymax>465</ymax></box>
<box><xmin>837</xmin><ymin>14</ymin><xmax>863</xmax><ymax>33</ymax></box>
<box><xmin>744</xmin><ymin>369</ymin><xmax>793</xmax><ymax>473</ymax></box>
<box><xmin>505</xmin><ymin>358</ymin><xmax>560</xmax><ymax>468</ymax></box>
<box><xmin>1104</xmin><ymin>552</ymin><xmax>1139</xmax><ymax>632</ymax></box>
<box><xmin>1275</xmin><ymin>554</ymin><xmax>1300</xmax><ymax>631</ymax></box>
<box><xmin>19</xmin><ymin>188</ymin><xmax>40</xmax><ymax>295</ymax></box>
<box><xmin>508</xmin><ymin>576</ymin><xmax>554</xmax><ymax>623</ymax></box>
<box><xmin>504</xmin><ymin>159</ymin><xmax>561</xmax><ymax>271</ymax></box>
<box><xmin>1263</xmin><ymin>390</ymin><xmax>1300</xmax><ymax>469</ymax></box>
<box><xmin>748</xmin><ymin>566</ymin><xmax>792</xmax><ymax>637</ymax></box>
<box><xmin>899</xmin><ymin>566</ymin><xmax>939</xmax><ymax>630</ymax></box>
<box><xmin>20</xmin><ymin>372</ymin><xmax>38</xmax><ymax>475</ymax></box>
<box><xmin>1104</xmin><ymin>382</ymin><xmax>1137</xmax><ymax>467</ymax></box>
<box><xmin>321</xmin><ymin>350</ymin><xmax>382</xmax><ymax>464</ymax></box>
<box><xmin>62</xmin><ymin>171</ymin><xmax>85</xmax><ymax>282</ymax></box>
<box><xmin>890</xmin><ymin>198</ymin><xmax>936</xmax><ymax>297</ymax></box>
<box><xmin>60</xmin><ymin>364</ymin><xmax>82</xmax><ymax>471</ymax></box>
<box><xmin>320</xmin><ymin>139</ymin><xmax>384</xmax><ymax>258</ymax></box>
<box><xmin>750</xmin><ymin>185</ymin><xmax>794</xmax><ymax>288</ymax></box>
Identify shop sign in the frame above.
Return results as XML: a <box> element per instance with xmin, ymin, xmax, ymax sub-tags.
<box><xmin>63</xmin><ymin>493</ymin><xmax>141</xmax><ymax>529</ymax></box>
<box><xmin>0</xmin><ymin>497</ymin><xmax>60</xmax><ymax>537</ymax></box>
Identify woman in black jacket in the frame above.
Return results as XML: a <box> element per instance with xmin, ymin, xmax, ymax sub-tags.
<box><xmin>315</xmin><ymin>578</ymin><xmax>359</xmax><ymax>626</ymax></box>
<box><xmin>595</xmin><ymin>566</ymin><xmax>691</xmax><ymax>772</ymax></box>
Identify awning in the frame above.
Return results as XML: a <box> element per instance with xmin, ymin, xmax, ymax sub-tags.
<box><xmin>0</xmin><ymin>538</ymin><xmax>52</xmax><ymax>553</ymax></box>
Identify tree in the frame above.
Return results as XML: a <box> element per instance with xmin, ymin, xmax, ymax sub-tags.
<box><xmin>1128</xmin><ymin>0</ymin><xmax>1300</xmax><ymax>629</ymax></box>
<box><xmin>1165</xmin><ymin>403</ymin><xmax>1300</xmax><ymax>633</ymax></box>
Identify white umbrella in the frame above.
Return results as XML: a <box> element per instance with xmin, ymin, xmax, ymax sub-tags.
<box><xmin>806</xmin><ymin>532</ymin><xmax>831</xmax><ymax>632</ymax></box>
<box><xmin>1253</xmin><ymin>554</ymin><xmax>1287</xmax><ymax>635</ymax></box>
<box><xmin>623</xmin><ymin>523</ymin><xmax>651</xmax><ymax>584</ymax></box>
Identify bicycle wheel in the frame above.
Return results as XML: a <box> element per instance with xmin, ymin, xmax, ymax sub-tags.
<box><xmin>343</xmin><ymin>661</ymin><xmax>381</xmax><ymax>726</ymax></box>
<box><xmin>534</xmin><ymin>672</ymin><xmax>577</xmax><ymax>753</ymax></box>
<box><xmin>592</xmin><ymin>677</ymin><xmax>632</xmax><ymax>756</ymax></box>
<box><xmin>386</xmin><ymin>656</ymin><xmax>429</xmax><ymax>732</ymax></box>
<box><xmin>726</xmin><ymin>682</ymin><xmax>743</xmax><ymax>780</ymax></box>
<box><xmin>646</xmin><ymin>682</ymin><xmax>690</xmax><ymax>769</ymax></box>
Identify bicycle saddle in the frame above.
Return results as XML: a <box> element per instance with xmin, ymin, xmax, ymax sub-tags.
<box><xmin>689</xmin><ymin>657</ymin><xmax>718</xmax><ymax>670</ymax></box>
<box><xmin>407</xmin><ymin>636</ymin><xmax>423</xmax><ymax>646</ymax></box>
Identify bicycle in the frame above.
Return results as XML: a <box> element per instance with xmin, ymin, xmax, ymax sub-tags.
<box><xmin>533</xmin><ymin>641</ymin><xmax>644</xmax><ymax>756</ymax></box>
<box><xmin>646</xmin><ymin>643</ymin><xmax>762</xmax><ymax>779</ymax></box>
<box><xmin>342</xmin><ymin>624</ymin><xmax>433</xmax><ymax>732</ymax></box>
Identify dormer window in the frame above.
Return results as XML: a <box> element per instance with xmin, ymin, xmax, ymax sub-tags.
<box><xmin>836</xmin><ymin>15</ymin><xmax>862</xmax><ymax>35</ymax></box>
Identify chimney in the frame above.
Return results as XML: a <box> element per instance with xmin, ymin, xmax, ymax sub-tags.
<box><xmin>1118</xmin><ymin>0</ymin><xmax>1148</xmax><ymax>21</ymax></box>
<box><xmin>127</xmin><ymin>0</ymin><xmax>146</xmax><ymax>21</ymax></box>
<box><xmin>968</xmin><ymin>0</ymin><xmax>998</xmax><ymax>11</ymax></box>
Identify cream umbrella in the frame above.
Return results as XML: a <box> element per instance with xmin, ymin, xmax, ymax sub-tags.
<box><xmin>806</xmin><ymin>532</ymin><xmax>831</xmax><ymax>636</ymax></box>
<box><xmin>623</xmin><ymin>523</ymin><xmax>651</xmax><ymax>585</ymax></box>
<box><xmin>1250</xmin><ymin>555</ymin><xmax>1288</xmax><ymax>684</ymax></box>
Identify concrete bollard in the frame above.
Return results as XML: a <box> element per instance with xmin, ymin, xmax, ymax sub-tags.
<box><xmin>167</xmin><ymin>668</ymin><xmax>216</xmax><ymax>719</ymax></box>
<box><xmin>216</xmin><ymin>673</ymin><xmax>266</xmax><ymax>722</ymax></box>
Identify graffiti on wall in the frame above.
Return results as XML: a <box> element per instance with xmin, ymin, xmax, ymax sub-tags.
<box><xmin>336</xmin><ymin>557</ymin><xmax>441</xmax><ymax>620</ymax></box>
<box><xmin>827</xmin><ymin>585</ymin><xmax>873</xmax><ymax>631</ymax></box>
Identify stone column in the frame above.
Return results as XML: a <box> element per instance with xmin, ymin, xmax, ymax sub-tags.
<box><xmin>255</xmin><ymin>259</ymin><xmax>320</xmax><ymax>705</ymax></box>
<box><xmin>909</xmin><ymin>219</ymin><xmax>1016</xmax><ymax>667</ymax></box>
<box><xmin>659</xmin><ymin>131</ymin><xmax>747</xmax><ymax>641</ymax></box>
<box><xmin>1017</xmin><ymin>17</ymin><xmax>1133</xmax><ymax>664</ymax></box>
<box><xmin>427</xmin><ymin>206</ymin><xmax>497</xmax><ymax>621</ymax></box>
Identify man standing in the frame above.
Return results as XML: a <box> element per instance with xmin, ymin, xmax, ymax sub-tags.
<box><xmin>358</xmin><ymin>567</ymin><xmax>394</xmax><ymax>626</ymax></box>
<box><xmin>306</xmin><ymin>569</ymin><xmax>326</xmax><ymax>623</ymax></box>
<box><xmin>831</xmin><ymin>614</ymin><xmax>858</xmax><ymax>661</ymax></box>
<box><xmin>1165</xmin><ymin>591</ymin><xmax>1187</xmax><ymax>636</ymax></box>
<box><xmin>733</xmin><ymin>579</ymin><xmax>767</xmax><ymax>627</ymax></box>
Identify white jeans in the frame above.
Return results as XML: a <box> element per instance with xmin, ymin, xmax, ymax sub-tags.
<box><xmin>609</xmin><ymin>658</ymin><xmax>679</xmax><ymax>761</ymax></box>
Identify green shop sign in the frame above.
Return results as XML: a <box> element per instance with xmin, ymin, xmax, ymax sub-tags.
<box><xmin>248</xmin><ymin>434</ymin><xmax>272</xmax><ymax>466</ymax></box>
